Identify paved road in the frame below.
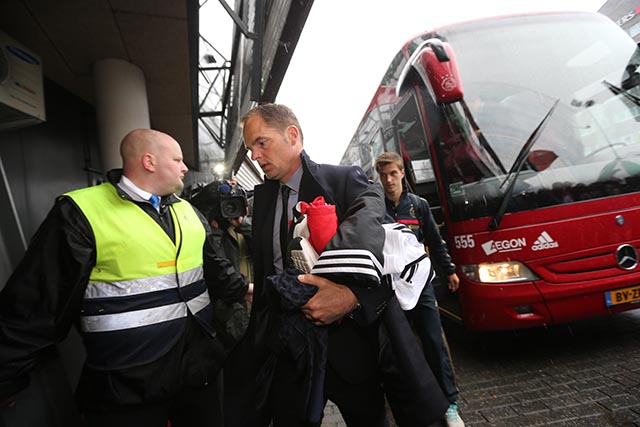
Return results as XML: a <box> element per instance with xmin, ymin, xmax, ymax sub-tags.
<box><xmin>322</xmin><ymin>309</ymin><xmax>640</xmax><ymax>427</ymax></box>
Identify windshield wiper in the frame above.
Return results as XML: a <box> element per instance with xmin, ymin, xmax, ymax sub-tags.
<box><xmin>603</xmin><ymin>80</ymin><xmax>640</xmax><ymax>107</ymax></box>
<box><xmin>460</xmin><ymin>99</ymin><xmax>508</xmax><ymax>174</ymax></box>
<box><xmin>488</xmin><ymin>99</ymin><xmax>560</xmax><ymax>230</ymax></box>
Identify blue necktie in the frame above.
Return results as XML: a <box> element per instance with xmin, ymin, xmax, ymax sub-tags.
<box><xmin>149</xmin><ymin>194</ymin><xmax>160</xmax><ymax>210</ymax></box>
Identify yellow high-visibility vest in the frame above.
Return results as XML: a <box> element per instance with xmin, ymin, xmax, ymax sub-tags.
<box><xmin>66</xmin><ymin>183</ymin><xmax>212</xmax><ymax>369</ymax></box>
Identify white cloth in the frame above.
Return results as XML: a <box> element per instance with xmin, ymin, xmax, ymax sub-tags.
<box><xmin>382</xmin><ymin>223</ymin><xmax>434</xmax><ymax>310</ymax></box>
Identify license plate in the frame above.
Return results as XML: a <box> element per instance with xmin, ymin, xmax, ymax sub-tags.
<box><xmin>605</xmin><ymin>284</ymin><xmax>640</xmax><ymax>307</ymax></box>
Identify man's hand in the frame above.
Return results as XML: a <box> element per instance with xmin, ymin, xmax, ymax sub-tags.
<box><xmin>447</xmin><ymin>273</ymin><xmax>460</xmax><ymax>292</ymax></box>
<box><xmin>298</xmin><ymin>274</ymin><xmax>359</xmax><ymax>325</ymax></box>
<box><xmin>0</xmin><ymin>396</ymin><xmax>16</xmax><ymax>409</ymax></box>
<box><xmin>244</xmin><ymin>282</ymin><xmax>254</xmax><ymax>304</ymax></box>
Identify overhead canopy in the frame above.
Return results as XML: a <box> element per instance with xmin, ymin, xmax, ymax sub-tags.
<box><xmin>0</xmin><ymin>0</ymin><xmax>315</xmax><ymax>179</ymax></box>
<box><xmin>0</xmin><ymin>0</ymin><xmax>199</xmax><ymax>167</ymax></box>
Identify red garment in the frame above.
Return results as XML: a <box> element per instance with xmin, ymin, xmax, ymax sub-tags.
<box><xmin>297</xmin><ymin>196</ymin><xmax>337</xmax><ymax>254</ymax></box>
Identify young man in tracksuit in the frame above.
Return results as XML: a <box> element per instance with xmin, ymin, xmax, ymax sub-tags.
<box><xmin>375</xmin><ymin>151</ymin><xmax>465</xmax><ymax>427</ymax></box>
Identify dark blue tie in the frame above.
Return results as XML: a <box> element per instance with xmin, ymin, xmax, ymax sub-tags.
<box><xmin>149</xmin><ymin>194</ymin><xmax>160</xmax><ymax>210</ymax></box>
<box><xmin>280</xmin><ymin>185</ymin><xmax>291</xmax><ymax>266</ymax></box>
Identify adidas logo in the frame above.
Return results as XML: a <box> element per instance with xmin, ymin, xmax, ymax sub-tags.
<box><xmin>531</xmin><ymin>231</ymin><xmax>559</xmax><ymax>251</ymax></box>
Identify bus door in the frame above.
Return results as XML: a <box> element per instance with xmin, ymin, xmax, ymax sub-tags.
<box><xmin>391</xmin><ymin>91</ymin><xmax>462</xmax><ymax>319</ymax></box>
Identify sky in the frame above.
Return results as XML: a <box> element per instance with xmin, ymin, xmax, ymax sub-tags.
<box><xmin>275</xmin><ymin>0</ymin><xmax>607</xmax><ymax>165</ymax></box>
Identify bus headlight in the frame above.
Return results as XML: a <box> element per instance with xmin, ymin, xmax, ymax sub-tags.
<box><xmin>460</xmin><ymin>261</ymin><xmax>539</xmax><ymax>283</ymax></box>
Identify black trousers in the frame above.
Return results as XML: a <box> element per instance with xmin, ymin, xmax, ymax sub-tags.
<box><xmin>83</xmin><ymin>376</ymin><xmax>223</xmax><ymax>427</ymax></box>
<box><xmin>406</xmin><ymin>282</ymin><xmax>458</xmax><ymax>403</ymax></box>
<box><xmin>268</xmin><ymin>352</ymin><xmax>386</xmax><ymax>427</ymax></box>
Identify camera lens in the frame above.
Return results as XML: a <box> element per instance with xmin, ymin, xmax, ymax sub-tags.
<box><xmin>220</xmin><ymin>197</ymin><xmax>246</xmax><ymax>218</ymax></box>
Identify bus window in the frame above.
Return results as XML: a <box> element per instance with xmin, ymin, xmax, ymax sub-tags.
<box><xmin>392</xmin><ymin>93</ymin><xmax>443</xmax><ymax>221</ymax></box>
<box><xmin>369</xmin><ymin>129</ymin><xmax>384</xmax><ymax>163</ymax></box>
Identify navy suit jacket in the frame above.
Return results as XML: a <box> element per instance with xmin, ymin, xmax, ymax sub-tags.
<box><xmin>250</xmin><ymin>151</ymin><xmax>390</xmax><ymax>385</ymax></box>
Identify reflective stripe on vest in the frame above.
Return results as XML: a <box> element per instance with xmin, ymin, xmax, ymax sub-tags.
<box><xmin>80</xmin><ymin>267</ymin><xmax>208</xmax><ymax>332</ymax></box>
<box><xmin>65</xmin><ymin>183</ymin><xmax>211</xmax><ymax>369</ymax></box>
<box><xmin>81</xmin><ymin>283</ymin><xmax>210</xmax><ymax>332</ymax></box>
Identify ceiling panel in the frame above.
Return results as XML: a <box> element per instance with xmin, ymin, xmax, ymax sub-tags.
<box><xmin>146</xmin><ymin>80</ymin><xmax>192</xmax><ymax>116</ymax></box>
<box><xmin>153</xmin><ymin>113</ymin><xmax>196</xmax><ymax>168</ymax></box>
<box><xmin>0</xmin><ymin>0</ymin><xmax>195</xmax><ymax>165</ymax></box>
<box><xmin>116</xmin><ymin>12</ymin><xmax>189</xmax><ymax>86</ymax></box>
<box><xmin>25</xmin><ymin>0</ymin><xmax>127</xmax><ymax>75</ymax></box>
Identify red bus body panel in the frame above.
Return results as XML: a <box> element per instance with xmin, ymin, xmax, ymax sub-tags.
<box><xmin>450</xmin><ymin>195</ymin><xmax>640</xmax><ymax>330</ymax></box>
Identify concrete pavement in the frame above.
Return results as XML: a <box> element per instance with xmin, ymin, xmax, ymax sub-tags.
<box><xmin>321</xmin><ymin>309</ymin><xmax>640</xmax><ymax>427</ymax></box>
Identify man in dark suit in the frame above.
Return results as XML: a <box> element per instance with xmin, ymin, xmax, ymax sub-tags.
<box><xmin>235</xmin><ymin>103</ymin><xmax>394</xmax><ymax>427</ymax></box>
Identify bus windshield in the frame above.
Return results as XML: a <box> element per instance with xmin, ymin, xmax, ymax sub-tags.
<box><xmin>426</xmin><ymin>13</ymin><xmax>640</xmax><ymax>222</ymax></box>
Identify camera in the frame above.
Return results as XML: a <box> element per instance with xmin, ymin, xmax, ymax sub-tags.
<box><xmin>185</xmin><ymin>180</ymin><xmax>248</xmax><ymax>221</ymax></box>
<box><xmin>216</xmin><ymin>181</ymin><xmax>247</xmax><ymax>219</ymax></box>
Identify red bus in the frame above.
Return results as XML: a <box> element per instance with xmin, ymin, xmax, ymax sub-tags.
<box><xmin>341</xmin><ymin>11</ymin><xmax>640</xmax><ymax>331</ymax></box>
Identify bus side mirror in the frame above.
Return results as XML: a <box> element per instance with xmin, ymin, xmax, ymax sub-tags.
<box><xmin>396</xmin><ymin>38</ymin><xmax>464</xmax><ymax>104</ymax></box>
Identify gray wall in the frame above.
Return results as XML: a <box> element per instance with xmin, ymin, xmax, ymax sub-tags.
<box><xmin>0</xmin><ymin>79</ymin><xmax>100</xmax><ymax>427</ymax></box>
<box><xmin>0</xmin><ymin>80</ymin><xmax>100</xmax><ymax>247</ymax></box>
